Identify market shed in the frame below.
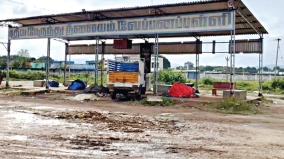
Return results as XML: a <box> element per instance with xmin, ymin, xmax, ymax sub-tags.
<box><xmin>0</xmin><ymin>0</ymin><xmax>268</xmax><ymax>95</ymax></box>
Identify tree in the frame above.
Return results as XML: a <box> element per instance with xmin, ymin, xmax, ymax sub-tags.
<box><xmin>279</xmin><ymin>67</ymin><xmax>284</xmax><ymax>72</ymax></box>
<box><xmin>17</xmin><ymin>49</ymin><xmax>30</xmax><ymax>58</ymax></box>
<box><xmin>11</xmin><ymin>55</ymin><xmax>31</xmax><ymax>69</ymax></box>
<box><xmin>273</xmin><ymin>66</ymin><xmax>280</xmax><ymax>71</ymax></box>
<box><xmin>244</xmin><ymin>67</ymin><xmax>258</xmax><ymax>74</ymax></box>
<box><xmin>36</xmin><ymin>56</ymin><xmax>54</xmax><ymax>63</ymax></box>
<box><xmin>263</xmin><ymin>66</ymin><xmax>270</xmax><ymax>72</ymax></box>
<box><xmin>159</xmin><ymin>55</ymin><xmax>171</xmax><ymax>69</ymax></box>
<box><xmin>159</xmin><ymin>70</ymin><xmax>187</xmax><ymax>85</ymax></box>
<box><xmin>0</xmin><ymin>56</ymin><xmax>7</xmax><ymax>68</ymax></box>
<box><xmin>203</xmin><ymin>66</ymin><xmax>214</xmax><ymax>72</ymax></box>
<box><xmin>176</xmin><ymin>66</ymin><xmax>185</xmax><ymax>70</ymax></box>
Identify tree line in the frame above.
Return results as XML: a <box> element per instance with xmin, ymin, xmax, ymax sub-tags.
<box><xmin>0</xmin><ymin>49</ymin><xmax>54</xmax><ymax>69</ymax></box>
<box><xmin>176</xmin><ymin>65</ymin><xmax>284</xmax><ymax>74</ymax></box>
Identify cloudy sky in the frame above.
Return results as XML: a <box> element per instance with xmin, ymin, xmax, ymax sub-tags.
<box><xmin>0</xmin><ymin>0</ymin><xmax>283</xmax><ymax>68</ymax></box>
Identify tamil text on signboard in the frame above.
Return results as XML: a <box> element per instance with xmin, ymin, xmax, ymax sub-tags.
<box><xmin>9</xmin><ymin>11</ymin><xmax>234</xmax><ymax>40</ymax></box>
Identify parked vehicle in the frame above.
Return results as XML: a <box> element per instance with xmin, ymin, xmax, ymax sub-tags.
<box><xmin>107</xmin><ymin>59</ymin><xmax>146</xmax><ymax>100</ymax></box>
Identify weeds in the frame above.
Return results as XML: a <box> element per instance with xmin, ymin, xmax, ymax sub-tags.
<box><xmin>8</xmin><ymin>70</ymin><xmax>45</xmax><ymax>80</ymax></box>
<box><xmin>202</xmin><ymin>78</ymin><xmax>215</xmax><ymax>85</ymax></box>
<box><xmin>211</xmin><ymin>98</ymin><xmax>260</xmax><ymax>115</ymax></box>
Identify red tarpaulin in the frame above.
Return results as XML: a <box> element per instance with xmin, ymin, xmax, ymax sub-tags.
<box><xmin>169</xmin><ymin>83</ymin><xmax>196</xmax><ymax>98</ymax></box>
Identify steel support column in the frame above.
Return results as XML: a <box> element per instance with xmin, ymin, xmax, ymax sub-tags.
<box><xmin>101</xmin><ymin>41</ymin><xmax>105</xmax><ymax>87</ymax></box>
<box><xmin>46</xmin><ymin>38</ymin><xmax>51</xmax><ymax>90</ymax></box>
<box><xmin>6</xmin><ymin>39</ymin><xmax>11</xmax><ymax>88</ymax></box>
<box><xmin>195</xmin><ymin>50</ymin><xmax>200</xmax><ymax>92</ymax></box>
<box><xmin>154</xmin><ymin>34</ymin><xmax>159</xmax><ymax>95</ymax></box>
<box><xmin>230</xmin><ymin>9</ymin><xmax>236</xmax><ymax>94</ymax></box>
<box><xmin>225</xmin><ymin>56</ymin><xmax>229</xmax><ymax>82</ymax></box>
<box><xmin>63</xmin><ymin>42</ymin><xmax>68</xmax><ymax>85</ymax></box>
<box><xmin>258</xmin><ymin>37</ymin><xmax>264</xmax><ymax>96</ymax></box>
<box><xmin>68</xmin><ymin>54</ymin><xmax>71</xmax><ymax>78</ymax></box>
<box><xmin>275</xmin><ymin>38</ymin><xmax>281</xmax><ymax>77</ymax></box>
<box><xmin>95</xmin><ymin>38</ymin><xmax>99</xmax><ymax>86</ymax></box>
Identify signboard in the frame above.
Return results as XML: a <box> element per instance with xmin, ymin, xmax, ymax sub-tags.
<box><xmin>114</xmin><ymin>39</ymin><xmax>132</xmax><ymax>49</ymax></box>
<box><xmin>229</xmin><ymin>39</ymin><xmax>263</xmax><ymax>54</ymax></box>
<box><xmin>9</xmin><ymin>11</ymin><xmax>233</xmax><ymax>40</ymax></box>
<box><xmin>158</xmin><ymin>42</ymin><xmax>202</xmax><ymax>54</ymax></box>
<box><xmin>68</xmin><ymin>42</ymin><xmax>202</xmax><ymax>55</ymax></box>
<box><xmin>68</xmin><ymin>44</ymin><xmax>140</xmax><ymax>55</ymax></box>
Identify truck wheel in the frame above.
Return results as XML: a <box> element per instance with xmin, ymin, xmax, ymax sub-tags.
<box><xmin>135</xmin><ymin>93</ymin><xmax>142</xmax><ymax>100</ymax></box>
<box><xmin>135</xmin><ymin>88</ymin><xmax>142</xmax><ymax>100</ymax></box>
<box><xmin>111</xmin><ymin>92</ymin><xmax>116</xmax><ymax>100</ymax></box>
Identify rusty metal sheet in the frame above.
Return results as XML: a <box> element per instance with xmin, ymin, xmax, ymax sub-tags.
<box><xmin>229</xmin><ymin>39</ymin><xmax>262</xmax><ymax>54</ymax></box>
<box><xmin>68</xmin><ymin>42</ymin><xmax>202</xmax><ymax>55</ymax></box>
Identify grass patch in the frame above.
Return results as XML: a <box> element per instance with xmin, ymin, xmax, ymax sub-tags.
<box><xmin>199</xmin><ymin>78</ymin><xmax>216</xmax><ymax>90</ymax></box>
<box><xmin>141</xmin><ymin>97</ymin><xmax>176</xmax><ymax>107</ymax></box>
<box><xmin>8</xmin><ymin>70</ymin><xmax>45</xmax><ymax>80</ymax></box>
<box><xmin>210</xmin><ymin>98</ymin><xmax>260</xmax><ymax>115</ymax></box>
<box><xmin>236</xmin><ymin>81</ymin><xmax>258</xmax><ymax>91</ymax></box>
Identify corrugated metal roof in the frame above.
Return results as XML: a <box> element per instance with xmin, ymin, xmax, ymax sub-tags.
<box><xmin>0</xmin><ymin>0</ymin><xmax>267</xmax><ymax>38</ymax></box>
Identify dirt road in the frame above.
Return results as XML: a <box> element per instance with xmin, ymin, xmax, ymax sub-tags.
<box><xmin>0</xmin><ymin>94</ymin><xmax>283</xmax><ymax>159</ymax></box>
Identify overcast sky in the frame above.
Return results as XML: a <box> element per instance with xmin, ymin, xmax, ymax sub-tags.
<box><xmin>0</xmin><ymin>0</ymin><xmax>283</xmax><ymax>68</ymax></box>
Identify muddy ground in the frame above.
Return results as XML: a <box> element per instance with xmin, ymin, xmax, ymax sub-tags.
<box><xmin>0</xmin><ymin>93</ymin><xmax>283</xmax><ymax>159</ymax></box>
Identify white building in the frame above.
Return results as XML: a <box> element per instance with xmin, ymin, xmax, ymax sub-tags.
<box><xmin>151</xmin><ymin>56</ymin><xmax>163</xmax><ymax>72</ymax></box>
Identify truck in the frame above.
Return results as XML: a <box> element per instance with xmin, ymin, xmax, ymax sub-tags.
<box><xmin>107</xmin><ymin>59</ymin><xmax>146</xmax><ymax>100</ymax></box>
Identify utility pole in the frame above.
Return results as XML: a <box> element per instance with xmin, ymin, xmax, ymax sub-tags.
<box><xmin>275</xmin><ymin>38</ymin><xmax>281</xmax><ymax>77</ymax></box>
<box><xmin>225</xmin><ymin>56</ymin><xmax>229</xmax><ymax>82</ymax></box>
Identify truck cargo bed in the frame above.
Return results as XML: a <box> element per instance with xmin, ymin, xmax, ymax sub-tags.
<box><xmin>108</xmin><ymin>72</ymin><xmax>139</xmax><ymax>84</ymax></box>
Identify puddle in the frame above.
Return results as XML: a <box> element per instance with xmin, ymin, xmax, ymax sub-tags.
<box><xmin>0</xmin><ymin>135</ymin><xmax>28</xmax><ymax>141</ymax></box>
<box><xmin>1</xmin><ymin>110</ymin><xmax>78</xmax><ymax>128</ymax></box>
<box><xmin>30</xmin><ymin>106</ymin><xmax>71</xmax><ymax>112</ymax></box>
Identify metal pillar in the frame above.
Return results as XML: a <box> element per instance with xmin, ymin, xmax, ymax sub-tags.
<box><xmin>258</xmin><ymin>37</ymin><xmax>264</xmax><ymax>96</ymax></box>
<box><xmin>95</xmin><ymin>38</ymin><xmax>99</xmax><ymax>86</ymax></box>
<box><xmin>195</xmin><ymin>51</ymin><xmax>200</xmax><ymax>91</ymax></box>
<box><xmin>154</xmin><ymin>34</ymin><xmax>159</xmax><ymax>95</ymax></box>
<box><xmin>230</xmin><ymin>9</ymin><xmax>236</xmax><ymax>94</ymax></box>
<box><xmin>46</xmin><ymin>38</ymin><xmax>51</xmax><ymax>90</ymax></box>
<box><xmin>101</xmin><ymin>41</ymin><xmax>105</xmax><ymax>87</ymax></box>
<box><xmin>225</xmin><ymin>56</ymin><xmax>229</xmax><ymax>82</ymax></box>
<box><xmin>6</xmin><ymin>39</ymin><xmax>11</xmax><ymax>88</ymax></box>
<box><xmin>68</xmin><ymin>54</ymin><xmax>71</xmax><ymax>78</ymax></box>
<box><xmin>63</xmin><ymin>42</ymin><xmax>68</xmax><ymax>85</ymax></box>
<box><xmin>195</xmin><ymin>39</ymin><xmax>201</xmax><ymax>92</ymax></box>
<box><xmin>275</xmin><ymin>38</ymin><xmax>281</xmax><ymax>77</ymax></box>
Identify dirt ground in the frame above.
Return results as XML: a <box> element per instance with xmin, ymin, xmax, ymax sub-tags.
<box><xmin>0</xmin><ymin>92</ymin><xmax>283</xmax><ymax>159</ymax></box>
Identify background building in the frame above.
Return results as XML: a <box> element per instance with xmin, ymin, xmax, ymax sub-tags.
<box><xmin>184</xmin><ymin>61</ymin><xmax>194</xmax><ymax>70</ymax></box>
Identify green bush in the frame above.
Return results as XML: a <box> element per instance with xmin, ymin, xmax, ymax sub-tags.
<box><xmin>8</xmin><ymin>70</ymin><xmax>45</xmax><ymax>80</ymax></box>
<box><xmin>202</xmin><ymin>78</ymin><xmax>215</xmax><ymax>85</ymax></box>
<box><xmin>158</xmin><ymin>70</ymin><xmax>187</xmax><ymax>85</ymax></box>
<box><xmin>262</xmin><ymin>81</ymin><xmax>272</xmax><ymax>91</ymax></box>
<box><xmin>237</xmin><ymin>81</ymin><xmax>258</xmax><ymax>91</ymax></box>
<box><xmin>271</xmin><ymin>78</ymin><xmax>284</xmax><ymax>90</ymax></box>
